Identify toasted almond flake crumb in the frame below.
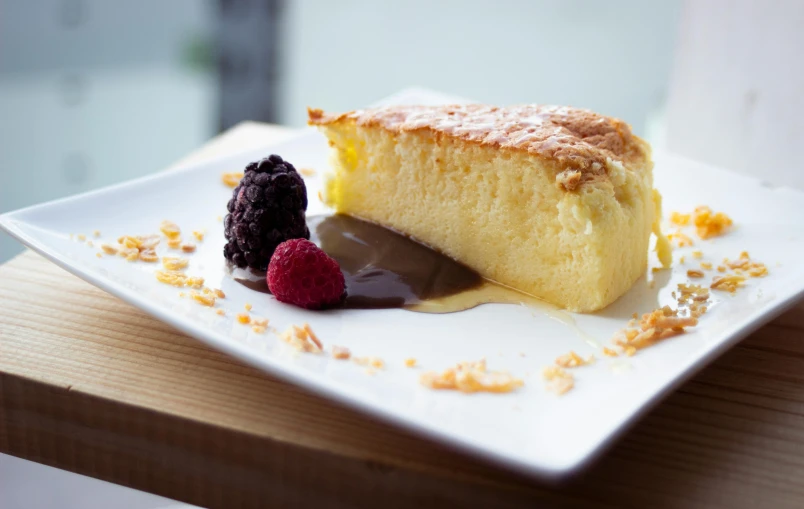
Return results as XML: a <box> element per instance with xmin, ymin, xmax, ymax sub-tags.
<box><xmin>155</xmin><ymin>270</ymin><xmax>204</xmax><ymax>288</ymax></box>
<box><xmin>555</xmin><ymin>350</ymin><xmax>594</xmax><ymax>368</ymax></box>
<box><xmin>167</xmin><ymin>237</ymin><xmax>182</xmax><ymax>249</ymax></box>
<box><xmin>162</xmin><ymin>256</ymin><xmax>188</xmax><ymax>270</ymax></box>
<box><xmin>178</xmin><ymin>292</ymin><xmax>185</xmax><ymax>297</ymax></box>
<box><xmin>711</xmin><ymin>274</ymin><xmax>746</xmax><ymax>293</ymax></box>
<box><xmin>95</xmin><ymin>252</ymin><xmax>102</xmax><ymax>258</ymax></box>
<box><xmin>192</xmin><ymin>230</ymin><xmax>205</xmax><ymax>242</ymax></box>
<box><xmin>190</xmin><ymin>291</ymin><xmax>216</xmax><ymax>307</ymax></box>
<box><xmin>244</xmin><ymin>303</ymin><xmax>252</xmax><ymax>311</ymax></box>
<box><xmin>353</xmin><ymin>356</ymin><xmax>385</xmax><ymax>369</ymax></box>
<box><xmin>252</xmin><ymin>317</ymin><xmax>268</xmax><ymax>327</ymax></box>
<box><xmin>252</xmin><ymin>325</ymin><xmax>266</xmax><ymax>334</ymax></box>
<box><xmin>138</xmin><ymin>249</ymin><xmax>159</xmax><ymax>263</ymax></box>
<box><xmin>679</xmin><ymin>255</ymin><xmax>686</xmax><ymax>264</ymax></box>
<box><xmin>693</xmin><ymin>206</ymin><xmax>733</xmax><ymax>239</ymax></box>
<box><xmin>365</xmin><ymin>368</ymin><xmax>377</xmax><ymax>376</ymax></box>
<box><xmin>181</xmin><ymin>243</ymin><xmax>196</xmax><ymax>253</ymax></box>
<box><xmin>687</xmin><ymin>269</ymin><xmax>705</xmax><ymax>279</ymax></box>
<box><xmin>332</xmin><ymin>346</ymin><xmax>351</xmax><ymax>360</ymax></box>
<box><xmin>279</xmin><ymin>324</ymin><xmax>323</xmax><ymax>354</ymax></box>
<box><xmin>236</xmin><ymin>313</ymin><xmax>251</xmax><ymax>324</ymax></box>
<box><xmin>118</xmin><ymin>235</ymin><xmax>141</xmax><ymax>249</ymax></box>
<box><xmin>299</xmin><ymin>168</ymin><xmax>316</xmax><ymax>176</ymax></box>
<box><xmin>317</xmin><ymin>190</ymin><xmax>323</xmax><ymax>202</ymax></box>
<box><xmin>221</xmin><ymin>172</ymin><xmax>243</xmax><ymax>188</ymax></box>
<box><xmin>86</xmin><ymin>240</ymin><xmax>94</xmax><ymax>247</ymax></box>
<box><xmin>420</xmin><ymin>359</ymin><xmax>523</xmax><ymax>394</ymax></box>
<box><xmin>302</xmin><ymin>323</ymin><xmax>323</xmax><ymax>351</ymax></box>
<box><xmin>139</xmin><ymin>235</ymin><xmax>161</xmax><ymax>249</ymax></box>
<box><xmin>159</xmin><ymin>220</ymin><xmax>181</xmax><ymax>239</ymax></box>
<box><xmin>216</xmin><ymin>309</ymin><xmax>225</xmax><ymax>316</ymax></box>
<box><xmin>93</xmin><ymin>230</ymin><xmax>101</xmax><ymax>237</ymax></box>
<box><xmin>602</xmin><ymin>347</ymin><xmax>618</xmax><ymax>357</ymax></box>
<box><xmin>748</xmin><ymin>266</ymin><xmax>768</xmax><ymax>277</ymax></box>
<box><xmin>404</xmin><ymin>358</ymin><xmax>417</xmax><ymax>367</ymax></box>
<box><xmin>214</xmin><ymin>288</ymin><xmax>225</xmax><ymax>299</ymax></box>
<box><xmin>609</xmin><ymin>290</ymin><xmax>705</xmax><ymax>358</ymax></box>
<box><xmin>77</xmin><ymin>234</ymin><xmax>86</xmax><ymax>241</ymax></box>
<box><xmin>717</xmin><ymin>265</ymin><xmax>726</xmax><ymax>272</ymax></box>
<box><xmin>668</xmin><ymin>231</ymin><xmax>694</xmax><ymax>247</ymax></box>
<box><xmin>701</xmin><ymin>262</ymin><xmax>713</xmax><ymax>270</ymax></box>
<box><xmin>125</xmin><ymin>251</ymin><xmax>139</xmax><ymax>262</ymax></box>
<box><xmin>542</xmin><ymin>366</ymin><xmax>574</xmax><ymax>395</ymax></box>
<box><xmin>724</xmin><ymin>251</ymin><xmax>768</xmax><ymax>278</ymax></box>
<box><xmin>692</xmin><ymin>250</ymin><xmax>703</xmax><ymax>259</ymax></box>
<box><xmin>669</xmin><ymin>212</ymin><xmax>691</xmax><ymax>226</ymax></box>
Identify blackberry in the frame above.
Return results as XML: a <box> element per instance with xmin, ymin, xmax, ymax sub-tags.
<box><xmin>223</xmin><ymin>154</ymin><xmax>309</xmax><ymax>271</ymax></box>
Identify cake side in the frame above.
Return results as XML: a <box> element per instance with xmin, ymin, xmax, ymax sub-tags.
<box><xmin>315</xmin><ymin>115</ymin><xmax>657</xmax><ymax>312</ymax></box>
<box><xmin>309</xmin><ymin>104</ymin><xmax>649</xmax><ymax>192</ymax></box>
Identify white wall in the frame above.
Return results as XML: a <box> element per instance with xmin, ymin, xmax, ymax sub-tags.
<box><xmin>0</xmin><ymin>1</ymin><xmax>216</xmax><ymax>263</ymax></box>
<box><xmin>279</xmin><ymin>0</ymin><xmax>681</xmax><ymax>136</ymax></box>
<box><xmin>666</xmin><ymin>0</ymin><xmax>804</xmax><ymax>190</ymax></box>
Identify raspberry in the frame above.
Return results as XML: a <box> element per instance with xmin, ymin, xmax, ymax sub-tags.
<box><xmin>223</xmin><ymin>154</ymin><xmax>309</xmax><ymax>271</ymax></box>
<box><xmin>267</xmin><ymin>239</ymin><xmax>346</xmax><ymax>309</ymax></box>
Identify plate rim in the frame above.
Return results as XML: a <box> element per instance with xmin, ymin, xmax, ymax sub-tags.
<box><xmin>3</xmin><ymin>95</ymin><xmax>804</xmax><ymax>480</ymax></box>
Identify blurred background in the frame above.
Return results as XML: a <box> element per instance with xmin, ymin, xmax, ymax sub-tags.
<box><xmin>0</xmin><ymin>0</ymin><xmax>682</xmax><ymax>263</ymax></box>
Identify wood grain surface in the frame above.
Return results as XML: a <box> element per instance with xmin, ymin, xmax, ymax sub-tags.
<box><xmin>2</xmin><ymin>123</ymin><xmax>804</xmax><ymax>508</ymax></box>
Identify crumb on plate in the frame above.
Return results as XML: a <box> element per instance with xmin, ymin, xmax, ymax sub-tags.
<box><xmin>280</xmin><ymin>324</ymin><xmax>323</xmax><ymax>354</ymax></box>
<box><xmin>692</xmin><ymin>206</ymin><xmax>733</xmax><ymax>239</ymax></box>
<box><xmin>420</xmin><ymin>359</ymin><xmax>523</xmax><ymax>394</ymax></box>
<box><xmin>162</xmin><ymin>256</ymin><xmax>188</xmax><ymax>271</ymax></box>
<box><xmin>222</xmin><ymin>172</ymin><xmax>243</xmax><ymax>188</ymax></box>
<box><xmin>155</xmin><ymin>270</ymin><xmax>204</xmax><ymax>288</ymax></box>
<box><xmin>554</xmin><ymin>350</ymin><xmax>595</xmax><ymax>368</ymax></box>
<box><xmin>354</xmin><ymin>356</ymin><xmax>385</xmax><ymax>369</ymax></box>
<box><xmin>332</xmin><ymin>345</ymin><xmax>351</xmax><ymax>360</ymax></box>
<box><xmin>159</xmin><ymin>220</ymin><xmax>181</xmax><ymax>240</ymax></box>
<box><xmin>542</xmin><ymin>365</ymin><xmax>574</xmax><ymax>395</ymax></box>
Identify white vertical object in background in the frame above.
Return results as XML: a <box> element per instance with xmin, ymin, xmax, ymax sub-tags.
<box><xmin>665</xmin><ymin>0</ymin><xmax>804</xmax><ymax>190</ymax></box>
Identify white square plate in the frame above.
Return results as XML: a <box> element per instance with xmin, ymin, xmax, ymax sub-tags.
<box><xmin>3</xmin><ymin>89</ymin><xmax>804</xmax><ymax>479</ymax></box>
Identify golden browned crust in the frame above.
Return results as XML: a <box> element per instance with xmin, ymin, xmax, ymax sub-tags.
<box><xmin>308</xmin><ymin>104</ymin><xmax>649</xmax><ymax>190</ymax></box>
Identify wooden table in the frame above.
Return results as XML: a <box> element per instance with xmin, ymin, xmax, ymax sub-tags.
<box><xmin>2</xmin><ymin>123</ymin><xmax>804</xmax><ymax>508</ymax></box>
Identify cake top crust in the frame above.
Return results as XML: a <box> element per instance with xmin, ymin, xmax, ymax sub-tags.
<box><xmin>308</xmin><ymin>104</ymin><xmax>649</xmax><ymax>190</ymax></box>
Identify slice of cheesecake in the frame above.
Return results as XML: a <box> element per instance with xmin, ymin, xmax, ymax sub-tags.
<box><xmin>308</xmin><ymin>104</ymin><xmax>670</xmax><ymax>312</ymax></box>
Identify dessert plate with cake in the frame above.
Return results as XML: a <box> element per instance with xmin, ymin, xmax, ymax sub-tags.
<box><xmin>2</xmin><ymin>88</ymin><xmax>803</xmax><ymax>479</ymax></box>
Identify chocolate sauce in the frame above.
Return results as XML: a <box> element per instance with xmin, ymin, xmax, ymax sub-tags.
<box><xmin>232</xmin><ymin>214</ymin><xmax>546</xmax><ymax>314</ymax></box>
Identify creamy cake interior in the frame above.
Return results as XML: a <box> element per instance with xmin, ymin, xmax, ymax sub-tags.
<box><xmin>309</xmin><ymin>104</ymin><xmax>670</xmax><ymax>312</ymax></box>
